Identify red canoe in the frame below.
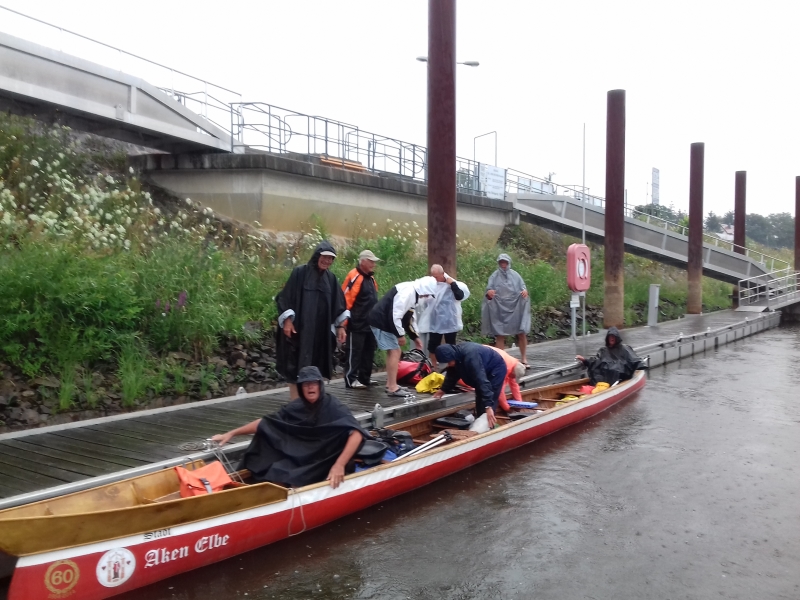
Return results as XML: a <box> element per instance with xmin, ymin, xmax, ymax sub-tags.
<box><xmin>2</xmin><ymin>371</ymin><xmax>645</xmax><ymax>599</ymax></box>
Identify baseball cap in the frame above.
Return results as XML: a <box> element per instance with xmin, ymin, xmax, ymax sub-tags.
<box><xmin>319</xmin><ymin>250</ymin><xmax>336</xmax><ymax>257</ymax></box>
<box><xmin>359</xmin><ymin>249</ymin><xmax>381</xmax><ymax>261</ymax></box>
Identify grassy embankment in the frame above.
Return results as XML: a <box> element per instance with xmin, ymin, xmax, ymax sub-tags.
<box><xmin>0</xmin><ymin>113</ymin><xmax>732</xmax><ymax>414</ymax></box>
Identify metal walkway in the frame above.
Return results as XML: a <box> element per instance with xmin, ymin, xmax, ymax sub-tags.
<box><xmin>512</xmin><ymin>193</ymin><xmax>781</xmax><ymax>285</ymax></box>
<box><xmin>0</xmin><ymin>12</ymin><xmax>236</xmax><ymax>153</ymax></box>
<box><xmin>0</xmin><ymin>309</ymin><xmax>779</xmax><ymax>510</ymax></box>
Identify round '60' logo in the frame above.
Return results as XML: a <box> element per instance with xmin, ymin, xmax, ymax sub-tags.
<box><xmin>44</xmin><ymin>560</ymin><xmax>80</xmax><ymax>597</ymax></box>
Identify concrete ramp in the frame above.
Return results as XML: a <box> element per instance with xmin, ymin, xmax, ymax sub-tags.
<box><xmin>0</xmin><ymin>31</ymin><xmax>233</xmax><ymax>153</ymax></box>
<box><xmin>512</xmin><ymin>194</ymin><xmax>771</xmax><ymax>285</ymax></box>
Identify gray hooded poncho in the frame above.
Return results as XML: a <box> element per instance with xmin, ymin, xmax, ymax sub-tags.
<box><xmin>481</xmin><ymin>253</ymin><xmax>531</xmax><ymax>336</ymax></box>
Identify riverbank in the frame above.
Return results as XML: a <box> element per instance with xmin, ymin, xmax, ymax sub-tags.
<box><xmin>0</xmin><ymin>113</ymin><xmax>733</xmax><ymax>432</ymax></box>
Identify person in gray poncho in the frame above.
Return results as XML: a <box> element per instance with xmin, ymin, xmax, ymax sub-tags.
<box><xmin>481</xmin><ymin>253</ymin><xmax>531</xmax><ymax>367</ymax></box>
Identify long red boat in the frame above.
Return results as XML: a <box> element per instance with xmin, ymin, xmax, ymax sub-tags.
<box><xmin>0</xmin><ymin>371</ymin><xmax>645</xmax><ymax>599</ymax></box>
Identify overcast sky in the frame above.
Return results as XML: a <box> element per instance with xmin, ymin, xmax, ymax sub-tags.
<box><xmin>2</xmin><ymin>0</ymin><xmax>799</xmax><ymax>219</ymax></box>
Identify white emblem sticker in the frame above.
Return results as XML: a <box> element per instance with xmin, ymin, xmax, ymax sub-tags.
<box><xmin>96</xmin><ymin>548</ymin><xmax>136</xmax><ymax>588</ymax></box>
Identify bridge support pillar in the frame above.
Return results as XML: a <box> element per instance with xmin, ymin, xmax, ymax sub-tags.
<box><xmin>426</xmin><ymin>0</ymin><xmax>457</xmax><ymax>277</ymax></box>
<box><xmin>795</xmin><ymin>176</ymin><xmax>800</xmax><ymax>273</ymax></box>
<box><xmin>603</xmin><ymin>89</ymin><xmax>626</xmax><ymax>328</ymax></box>
<box><xmin>732</xmin><ymin>171</ymin><xmax>746</xmax><ymax>308</ymax></box>
<box><xmin>687</xmin><ymin>142</ymin><xmax>705</xmax><ymax>314</ymax></box>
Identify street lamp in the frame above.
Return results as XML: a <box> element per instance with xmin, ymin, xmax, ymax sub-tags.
<box><xmin>474</xmin><ymin>131</ymin><xmax>497</xmax><ymax>166</ymax></box>
<box><xmin>416</xmin><ymin>56</ymin><xmax>479</xmax><ymax>67</ymax></box>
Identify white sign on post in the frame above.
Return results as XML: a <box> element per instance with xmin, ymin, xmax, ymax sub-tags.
<box><xmin>478</xmin><ymin>163</ymin><xmax>507</xmax><ymax>200</ymax></box>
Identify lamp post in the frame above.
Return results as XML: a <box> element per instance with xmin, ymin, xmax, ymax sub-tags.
<box><xmin>473</xmin><ymin>131</ymin><xmax>497</xmax><ymax>166</ymax></box>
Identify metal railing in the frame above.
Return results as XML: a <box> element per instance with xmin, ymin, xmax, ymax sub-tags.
<box><xmin>0</xmin><ymin>4</ymin><xmax>241</xmax><ymax>134</ymax></box>
<box><xmin>231</xmin><ymin>102</ymin><xmax>486</xmax><ymax>188</ymax></box>
<box><xmin>738</xmin><ymin>269</ymin><xmax>800</xmax><ymax>310</ymax></box>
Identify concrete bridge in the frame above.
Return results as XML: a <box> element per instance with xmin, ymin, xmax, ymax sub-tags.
<box><xmin>0</xmin><ymin>29</ymin><xmax>234</xmax><ymax>153</ymax></box>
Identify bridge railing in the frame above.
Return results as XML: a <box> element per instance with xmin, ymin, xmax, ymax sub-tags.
<box><xmin>0</xmin><ymin>5</ymin><xmax>240</xmax><ymax>136</ymax></box>
<box><xmin>231</xmin><ymin>102</ymin><xmax>485</xmax><ymax>190</ymax></box>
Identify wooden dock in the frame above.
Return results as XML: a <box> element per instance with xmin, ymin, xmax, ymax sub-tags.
<box><xmin>0</xmin><ymin>310</ymin><xmax>779</xmax><ymax>509</ymax></box>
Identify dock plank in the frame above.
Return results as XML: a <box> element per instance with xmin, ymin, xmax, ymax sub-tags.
<box><xmin>0</xmin><ymin>443</ymin><xmax>106</xmax><ymax>477</ymax></box>
<box><xmin>20</xmin><ymin>434</ymin><xmax>149</xmax><ymax>468</ymax></box>
<box><xmin>0</xmin><ymin>452</ymin><xmax>84</xmax><ymax>485</ymax></box>
<box><xmin>1</xmin><ymin>439</ymin><xmax>129</xmax><ymax>472</ymax></box>
<box><xmin>51</xmin><ymin>429</ymin><xmax>180</xmax><ymax>461</ymax></box>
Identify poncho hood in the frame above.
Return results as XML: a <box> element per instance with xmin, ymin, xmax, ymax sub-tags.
<box><xmin>296</xmin><ymin>366</ymin><xmax>326</xmax><ymax>400</ymax></box>
<box><xmin>434</xmin><ymin>343</ymin><xmax>459</xmax><ymax>365</ymax></box>
<box><xmin>497</xmin><ymin>253</ymin><xmax>512</xmax><ymax>268</ymax></box>
<box><xmin>308</xmin><ymin>241</ymin><xmax>337</xmax><ymax>270</ymax></box>
<box><xmin>606</xmin><ymin>326</ymin><xmax>623</xmax><ymax>347</ymax></box>
<box><xmin>413</xmin><ymin>276</ymin><xmax>438</xmax><ymax>298</ymax></box>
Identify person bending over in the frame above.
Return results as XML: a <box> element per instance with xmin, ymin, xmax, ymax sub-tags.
<box><xmin>212</xmin><ymin>366</ymin><xmax>369</xmax><ymax>489</ymax></box>
<box><xmin>369</xmin><ymin>276</ymin><xmax>438</xmax><ymax>397</ymax></box>
<box><xmin>432</xmin><ymin>342</ymin><xmax>508</xmax><ymax>429</ymax></box>
<box><xmin>486</xmin><ymin>345</ymin><xmax>526</xmax><ymax>412</ymax></box>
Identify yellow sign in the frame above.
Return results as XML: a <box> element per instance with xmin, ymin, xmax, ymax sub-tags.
<box><xmin>44</xmin><ymin>560</ymin><xmax>80</xmax><ymax>598</ymax></box>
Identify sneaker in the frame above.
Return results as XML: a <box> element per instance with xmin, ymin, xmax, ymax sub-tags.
<box><xmin>386</xmin><ymin>386</ymin><xmax>413</xmax><ymax>397</ymax></box>
<box><xmin>350</xmin><ymin>381</ymin><xmax>368</xmax><ymax>389</ymax></box>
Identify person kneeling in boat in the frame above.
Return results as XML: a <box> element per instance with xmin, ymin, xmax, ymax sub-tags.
<box><xmin>432</xmin><ymin>343</ymin><xmax>507</xmax><ymax>429</ymax></box>
<box><xmin>575</xmin><ymin>326</ymin><xmax>645</xmax><ymax>386</ymax></box>
<box><xmin>211</xmin><ymin>366</ymin><xmax>370</xmax><ymax>489</ymax></box>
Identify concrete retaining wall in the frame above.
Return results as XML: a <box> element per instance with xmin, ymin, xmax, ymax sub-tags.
<box><xmin>132</xmin><ymin>152</ymin><xmax>517</xmax><ymax>241</ymax></box>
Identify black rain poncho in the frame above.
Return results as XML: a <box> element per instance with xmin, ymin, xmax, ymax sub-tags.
<box><xmin>238</xmin><ymin>366</ymin><xmax>370</xmax><ymax>487</ymax></box>
<box><xmin>481</xmin><ymin>254</ymin><xmax>531</xmax><ymax>336</ymax></box>
<box><xmin>581</xmin><ymin>327</ymin><xmax>645</xmax><ymax>385</ymax></box>
<box><xmin>275</xmin><ymin>241</ymin><xmax>349</xmax><ymax>383</ymax></box>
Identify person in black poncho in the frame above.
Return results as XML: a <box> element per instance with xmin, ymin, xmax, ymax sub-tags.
<box><xmin>576</xmin><ymin>326</ymin><xmax>646</xmax><ymax>385</ymax></box>
<box><xmin>276</xmin><ymin>241</ymin><xmax>349</xmax><ymax>399</ymax></box>
<box><xmin>211</xmin><ymin>366</ymin><xmax>369</xmax><ymax>489</ymax></box>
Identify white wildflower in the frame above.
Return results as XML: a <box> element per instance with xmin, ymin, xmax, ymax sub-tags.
<box><xmin>185</xmin><ymin>198</ymin><xmax>192</xmax><ymax>205</ymax></box>
<box><xmin>18</xmin><ymin>182</ymin><xmax>26</xmax><ymax>190</ymax></box>
<box><xmin>105</xmin><ymin>175</ymin><xmax>115</xmax><ymax>184</ymax></box>
<box><xmin>124</xmin><ymin>239</ymin><xmax>131</xmax><ymax>249</ymax></box>
<box><xmin>128</xmin><ymin>166</ymin><xmax>134</xmax><ymax>174</ymax></box>
<box><xmin>30</xmin><ymin>159</ymin><xmax>40</xmax><ymax>168</ymax></box>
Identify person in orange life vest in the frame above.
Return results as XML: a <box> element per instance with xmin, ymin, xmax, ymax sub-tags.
<box><xmin>486</xmin><ymin>346</ymin><xmax>526</xmax><ymax>412</ymax></box>
<box><xmin>341</xmin><ymin>250</ymin><xmax>380</xmax><ymax>389</ymax></box>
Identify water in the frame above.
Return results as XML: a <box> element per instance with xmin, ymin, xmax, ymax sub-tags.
<box><xmin>116</xmin><ymin>325</ymin><xmax>800</xmax><ymax>599</ymax></box>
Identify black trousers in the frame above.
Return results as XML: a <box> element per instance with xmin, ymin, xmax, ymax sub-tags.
<box><xmin>344</xmin><ymin>329</ymin><xmax>377</xmax><ymax>386</ymax></box>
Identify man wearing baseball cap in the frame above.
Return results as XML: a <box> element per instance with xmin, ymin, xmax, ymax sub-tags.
<box><xmin>341</xmin><ymin>249</ymin><xmax>381</xmax><ymax>389</ymax></box>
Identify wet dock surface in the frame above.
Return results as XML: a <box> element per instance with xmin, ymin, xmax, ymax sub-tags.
<box><xmin>0</xmin><ymin>309</ymin><xmax>775</xmax><ymax>504</ymax></box>
<box><xmin>120</xmin><ymin>323</ymin><xmax>800</xmax><ymax>600</ymax></box>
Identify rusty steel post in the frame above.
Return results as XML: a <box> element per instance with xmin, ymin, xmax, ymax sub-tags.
<box><xmin>733</xmin><ymin>171</ymin><xmax>746</xmax><ymax>252</ymax></box>
<box><xmin>732</xmin><ymin>171</ymin><xmax>746</xmax><ymax>308</ymax></box>
<box><xmin>426</xmin><ymin>0</ymin><xmax>457</xmax><ymax>276</ymax></box>
<box><xmin>795</xmin><ymin>177</ymin><xmax>800</xmax><ymax>272</ymax></box>
<box><xmin>603</xmin><ymin>89</ymin><xmax>626</xmax><ymax>328</ymax></box>
<box><xmin>687</xmin><ymin>142</ymin><xmax>705</xmax><ymax>314</ymax></box>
